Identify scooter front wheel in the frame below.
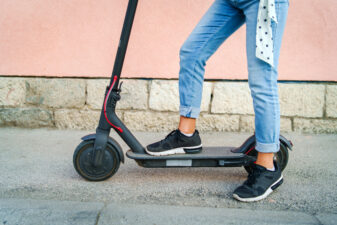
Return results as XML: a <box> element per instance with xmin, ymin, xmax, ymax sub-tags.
<box><xmin>73</xmin><ymin>139</ymin><xmax>120</xmax><ymax>181</ymax></box>
<box><xmin>244</xmin><ymin>141</ymin><xmax>289</xmax><ymax>174</ymax></box>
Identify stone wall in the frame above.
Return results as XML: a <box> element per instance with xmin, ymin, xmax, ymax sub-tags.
<box><xmin>1</xmin><ymin>76</ymin><xmax>336</xmax><ymax>133</ymax></box>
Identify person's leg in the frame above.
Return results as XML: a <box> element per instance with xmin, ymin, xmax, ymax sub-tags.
<box><xmin>245</xmin><ymin>0</ymin><xmax>289</xmax><ymax>167</ymax></box>
<box><xmin>147</xmin><ymin>0</ymin><xmax>245</xmax><ymax>155</ymax></box>
<box><xmin>233</xmin><ymin>0</ymin><xmax>289</xmax><ymax>202</ymax></box>
<box><xmin>178</xmin><ymin>0</ymin><xmax>246</xmax><ymax>132</ymax></box>
<box><xmin>178</xmin><ymin>116</ymin><xmax>196</xmax><ymax>134</ymax></box>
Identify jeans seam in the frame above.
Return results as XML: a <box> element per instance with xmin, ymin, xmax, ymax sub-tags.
<box><xmin>271</xmin><ymin>2</ymin><xmax>281</xmax><ymax>146</ymax></box>
<box><xmin>180</xmin><ymin>105</ymin><xmax>200</xmax><ymax>118</ymax></box>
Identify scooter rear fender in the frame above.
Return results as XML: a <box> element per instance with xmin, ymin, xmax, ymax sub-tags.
<box><xmin>231</xmin><ymin>134</ymin><xmax>293</xmax><ymax>153</ymax></box>
<box><xmin>81</xmin><ymin>133</ymin><xmax>125</xmax><ymax>163</ymax></box>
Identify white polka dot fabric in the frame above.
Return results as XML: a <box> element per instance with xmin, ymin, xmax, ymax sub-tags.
<box><xmin>256</xmin><ymin>0</ymin><xmax>277</xmax><ymax>67</ymax></box>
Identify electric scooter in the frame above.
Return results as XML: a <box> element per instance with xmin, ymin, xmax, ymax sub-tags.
<box><xmin>73</xmin><ymin>0</ymin><xmax>293</xmax><ymax>181</ymax></box>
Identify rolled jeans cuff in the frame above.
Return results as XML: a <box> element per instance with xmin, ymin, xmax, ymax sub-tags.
<box><xmin>179</xmin><ymin>105</ymin><xmax>200</xmax><ymax>119</ymax></box>
<box><xmin>255</xmin><ymin>141</ymin><xmax>280</xmax><ymax>153</ymax></box>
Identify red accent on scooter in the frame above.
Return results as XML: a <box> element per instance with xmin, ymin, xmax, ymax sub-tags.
<box><xmin>245</xmin><ymin>146</ymin><xmax>255</xmax><ymax>155</ymax></box>
<box><xmin>245</xmin><ymin>146</ymin><xmax>257</xmax><ymax>164</ymax></box>
<box><xmin>104</xmin><ymin>75</ymin><xmax>123</xmax><ymax>133</ymax></box>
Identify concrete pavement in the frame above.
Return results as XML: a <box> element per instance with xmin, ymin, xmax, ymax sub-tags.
<box><xmin>0</xmin><ymin>127</ymin><xmax>336</xmax><ymax>224</ymax></box>
<box><xmin>1</xmin><ymin>198</ymin><xmax>333</xmax><ymax>225</ymax></box>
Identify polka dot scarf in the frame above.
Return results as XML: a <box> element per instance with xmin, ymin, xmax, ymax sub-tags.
<box><xmin>256</xmin><ymin>0</ymin><xmax>277</xmax><ymax>67</ymax></box>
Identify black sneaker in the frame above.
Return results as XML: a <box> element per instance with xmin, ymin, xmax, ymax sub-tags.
<box><xmin>233</xmin><ymin>161</ymin><xmax>283</xmax><ymax>202</ymax></box>
<box><xmin>146</xmin><ymin>129</ymin><xmax>202</xmax><ymax>156</ymax></box>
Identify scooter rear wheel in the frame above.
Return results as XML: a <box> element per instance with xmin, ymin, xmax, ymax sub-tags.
<box><xmin>244</xmin><ymin>141</ymin><xmax>289</xmax><ymax>174</ymax></box>
<box><xmin>73</xmin><ymin>139</ymin><xmax>120</xmax><ymax>181</ymax></box>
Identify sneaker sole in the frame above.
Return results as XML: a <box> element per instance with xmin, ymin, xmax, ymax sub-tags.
<box><xmin>145</xmin><ymin>145</ymin><xmax>203</xmax><ymax>156</ymax></box>
<box><xmin>232</xmin><ymin>175</ymin><xmax>283</xmax><ymax>202</ymax></box>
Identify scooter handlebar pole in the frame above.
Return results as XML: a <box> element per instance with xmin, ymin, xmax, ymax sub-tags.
<box><xmin>93</xmin><ymin>0</ymin><xmax>141</xmax><ymax>167</ymax></box>
<box><xmin>110</xmin><ymin>0</ymin><xmax>139</xmax><ymax>89</ymax></box>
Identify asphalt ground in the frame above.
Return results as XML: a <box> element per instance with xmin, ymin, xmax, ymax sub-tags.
<box><xmin>0</xmin><ymin>128</ymin><xmax>336</xmax><ymax>224</ymax></box>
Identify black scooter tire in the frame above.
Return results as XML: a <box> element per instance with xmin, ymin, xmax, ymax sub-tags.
<box><xmin>244</xmin><ymin>141</ymin><xmax>289</xmax><ymax>174</ymax></box>
<box><xmin>73</xmin><ymin>139</ymin><xmax>120</xmax><ymax>181</ymax></box>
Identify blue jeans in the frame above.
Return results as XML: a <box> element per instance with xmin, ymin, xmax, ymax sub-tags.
<box><xmin>179</xmin><ymin>0</ymin><xmax>289</xmax><ymax>153</ymax></box>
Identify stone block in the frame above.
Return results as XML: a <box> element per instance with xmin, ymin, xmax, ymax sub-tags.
<box><xmin>86</xmin><ymin>79</ymin><xmax>109</xmax><ymax>110</ymax></box>
<box><xmin>201</xmin><ymin>82</ymin><xmax>213</xmax><ymax>112</ymax></box>
<box><xmin>25</xmin><ymin>78</ymin><xmax>85</xmax><ymax>108</ymax></box>
<box><xmin>279</xmin><ymin>83</ymin><xmax>325</xmax><ymax>118</ymax></box>
<box><xmin>211</xmin><ymin>82</ymin><xmax>254</xmax><ymax>115</ymax></box>
<box><xmin>197</xmin><ymin>114</ymin><xmax>240</xmax><ymax>132</ymax></box>
<box><xmin>149</xmin><ymin>80</ymin><xmax>212</xmax><ymax>112</ymax></box>
<box><xmin>55</xmin><ymin>109</ymin><xmax>123</xmax><ymax>130</ymax></box>
<box><xmin>55</xmin><ymin>109</ymin><xmax>100</xmax><ymax>130</ymax></box>
<box><xmin>86</xmin><ymin>79</ymin><xmax>148</xmax><ymax>110</ymax></box>
<box><xmin>124</xmin><ymin>111</ymin><xmax>179</xmax><ymax>132</ymax></box>
<box><xmin>118</xmin><ymin>79</ymin><xmax>148</xmax><ymax>110</ymax></box>
<box><xmin>149</xmin><ymin>80</ymin><xmax>179</xmax><ymax>112</ymax></box>
<box><xmin>0</xmin><ymin>77</ymin><xmax>26</xmax><ymax>107</ymax></box>
<box><xmin>294</xmin><ymin>118</ymin><xmax>337</xmax><ymax>134</ymax></box>
<box><xmin>326</xmin><ymin>85</ymin><xmax>337</xmax><ymax>118</ymax></box>
<box><xmin>0</xmin><ymin>108</ymin><xmax>53</xmax><ymax>127</ymax></box>
<box><xmin>240</xmin><ymin>115</ymin><xmax>292</xmax><ymax>133</ymax></box>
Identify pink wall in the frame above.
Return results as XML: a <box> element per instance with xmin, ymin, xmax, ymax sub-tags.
<box><xmin>0</xmin><ymin>0</ymin><xmax>336</xmax><ymax>81</ymax></box>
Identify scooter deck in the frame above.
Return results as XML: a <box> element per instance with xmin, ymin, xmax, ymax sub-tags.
<box><xmin>126</xmin><ymin>146</ymin><xmax>254</xmax><ymax>168</ymax></box>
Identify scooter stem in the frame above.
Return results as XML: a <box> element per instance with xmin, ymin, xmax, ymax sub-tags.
<box><xmin>110</xmin><ymin>0</ymin><xmax>138</xmax><ymax>89</ymax></box>
<box><xmin>92</xmin><ymin>0</ymin><xmax>143</xmax><ymax>167</ymax></box>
